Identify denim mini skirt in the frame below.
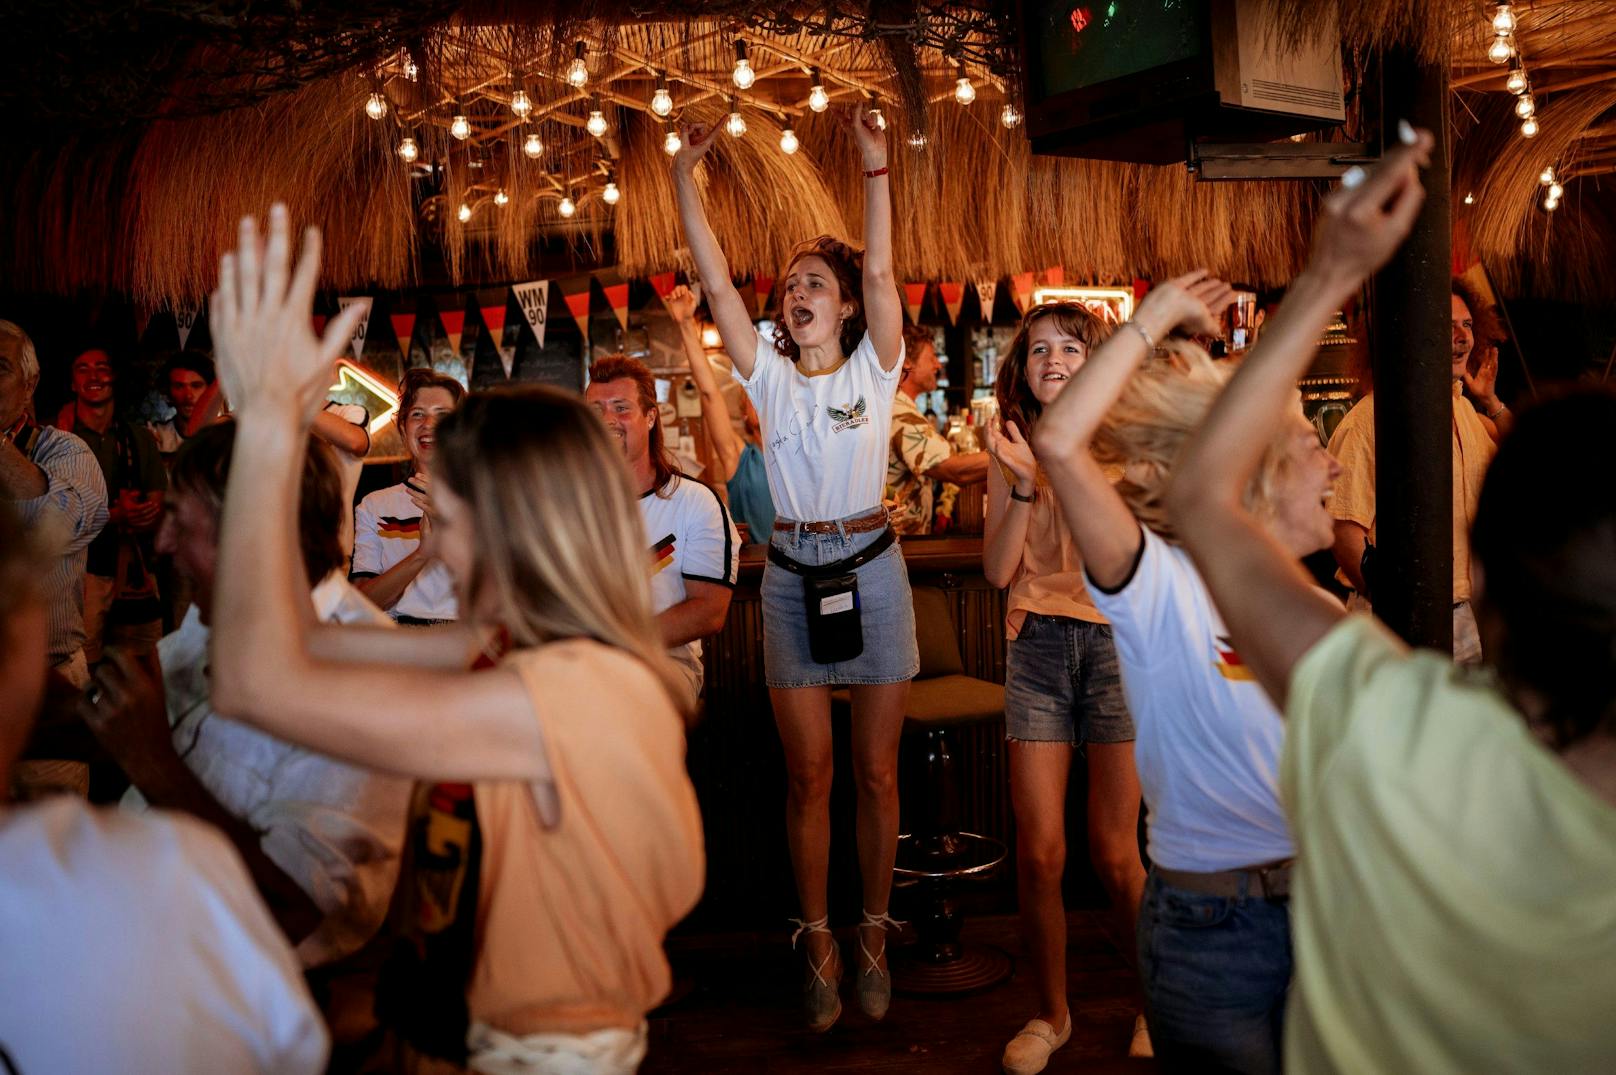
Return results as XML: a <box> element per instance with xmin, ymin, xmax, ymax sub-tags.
<box><xmin>761</xmin><ymin>514</ymin><xmax>919</xmax><ymax>690</ymax></box>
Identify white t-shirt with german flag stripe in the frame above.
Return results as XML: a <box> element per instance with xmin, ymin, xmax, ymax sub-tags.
<box><xmin>351</xmin><ymin>482</ymin><xmax>459</xmax><ymax>622</ymax></box>
<box><xmin>640</xmin><ymin>473</ymin><xmax>739</xmax><ymax>700</ymax></box>
<box><xmin>1087</xmin><ymin>524</ymin><xmax>1294</xmax><ymax>872</ymax></box>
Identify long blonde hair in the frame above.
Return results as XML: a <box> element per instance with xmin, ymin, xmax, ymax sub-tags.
<box><xmin>1093</xmin><ymin>339</ymin><xmax>1293</xmax><ymax>541</ymax></box>
<box><xmin>432</xmin><ymin>385</ymin><xmax>692</xmax><ymax>719</ymax></box>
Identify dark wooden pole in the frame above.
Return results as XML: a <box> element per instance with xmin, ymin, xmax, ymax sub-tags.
<box><xmin>1367</xmin><ymin>48</ymin><xmax>1453</xmax><ymax>650</ymax></box>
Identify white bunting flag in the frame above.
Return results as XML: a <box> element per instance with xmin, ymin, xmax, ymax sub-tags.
<box><xmin>337</xmin><ymin>296</ymin><xmax>373</xmax><ymax>362</ymax></box>
<box><xmin>513</xmin><ymin>280</ymin><xmax>550</xmax><ymax>349</ymax></box>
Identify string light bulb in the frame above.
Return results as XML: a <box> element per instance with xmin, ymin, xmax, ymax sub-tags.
<box><xmin>1515</xmin><ymin>93</ymin><xmax>1535</xmax><ymax>119</ymax></box>
<box><xmin>586</xmin><ymin>100</ymin><xmax>608</xmax><ymax>138</ymax></box>
<box><xmin>1001</xmin><ymin>101</ymin><xmax>1023</xmax><ymax>128</ymax></box>
<box><xmin>558</xmin><ymin>194</ymin><xmax>576</xmax><ymax>218</ymax></box>
<box><xmin>1463</xmin><ymin>192</ymin><xmax>1475</xmax><ymax>205</ymax></box>
<box><xmin>523</xmin><ymin>130</ymin><xmax>544</xmax><ymax>158</ymax></box>
<box><xmin>808</xmin><ymin>68</ymin><xmax>830</xmax><ymax>113</ymax></box>
<box><xmin>780</xmin><ymin>126</ymin><xmax>799</xmax><ymax>154</ymax></box>
<box><xmin>404</xmin><ymin>56</ymin><xmax>419</xmax><ymax>82</ymax></box>
<box><xmin>1488</xmin><ymin>36</ymin><xmax>1514</xmax><ymax>64</ymax></box>
<box><xmin>732</xmin><ymin>40</ymin><xmax>756</xmax><ymax>90</ymax></box>
<box><xmin>365</xmin><ymin>92</ymin><xmax>388</xmax><ymax>120</ymax></box>
<box><xmin>726</xmin><ymin>98</ymin><xmax>746</xmax><ymax>138</ymax></box>
<box><xmin>397</xmin><ymin>136</ymin><xmax>419</xmax><ymax>162</ymax></box>
<box><xmin>451</xmin><ymin>112</ymin><xmax>471</xmax><ymax>140</ymax></box>
<box><xmin>457</xmin><ymin>202</ymin><xmax>472</xmax><ymax>223</ymax></box>
<box><xmin>567</xmin><ymin>41</ymin><xmax>589</xmax><ymax>88</ymax></box>
<box><xmin>1492</xmin><ymin>3</ymin><xmax>1516</xmax><ymax>35</ymax></box>
<box><xmin>1506</xmin><ymin>66</ymin><xmax>1528</xmax><ymax>94</ymax></box>
<box><xmin>651</xmin><ymin>71</ymin><xmax>673</xmax><ymax>118</ymax></box>
<box><xmin>603</xmin><ymin>178</ymin><xmax>620</xmax><ymax>205</ymax></box>
<box><xmin>663</xmin><ymin>125</ymin><xmax>682</xmax><ymax>155</ymax></box>
<box><xmin>868</xmin><ymin>100</ymin><xmax>886</xmax><ymax>130</ymax></box>
<box><xmin>1540</xmin><ymin>165</ymin><xmax>1556</xmax><ymax>185</ymax></box>
<box><xmin>1520</xmin><ymin>116</ymin><xmax>1539</xmax><ymax>138</ymax></box>
<box><xmin>907</xmin><ymin>130</ymin><xmax>928</xmax><ymax>150</ymax></box>
<box><xmin>494</xmin><ymin>189</ymin><xmax>509</xmax><ymax>207</ymax></box>
<box><xmin>1548</xmin><ymin>181</ymin><xmax>1564</xmax><ymax>199</ymax></box>
<box><xmin>953</xmin><ymin>62</ymin><xmax>976</xmax><ymax>105</ymax></box>
<box><xmin>511</xmin><ymin>88</ymin><xmax>532</xmax><ymax>119</ymax></box>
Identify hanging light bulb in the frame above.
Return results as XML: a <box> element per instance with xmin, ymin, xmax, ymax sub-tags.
<box><xmin>732</xmin><ymin>40</ymin><xmax>756</xmax><ymax>90</ymax></box>
<box><xmin>1520</xmin><ymin>116</ymin><xmax>1540</xmax><ymax>138</ymax></box>
<box><xmin>603</xmin><ymin>178</ymin><xmax>620</xmax><ymax>205</ymax></box>
<box><xmin>523</xmin><ymin>130</ymin><xmax>544</xmax><ymax>158</ymax></box>
<box><xmin>1463</xmin><ymin>192</ymin><xmax>1475</xmax><ymax>205</ymax></box>
<box><xmin>494</xmin><ymin>189</ymin><xmax>510</xmax><ymax>207</ymax></box>
<box><xmin>1548</xmin><ymin>181</ymin><xmax>1564</xmax><ymax>199</ymax></box>
<box><xmin>907</xmin><ymin>130</ymin><xmax>928</xmax><ymax>150</ymax></box>
<box><xmin>726</xmin><ymin>98</ymin><xmax>747</xmax><ymax>138</ymax></box>
<box><xmin>558</xmin><ymin>194</ymin><xmax>577</xmax><ymax>218</ymax></box>
<box><xmin>953</xmin><ymin>62</ymin><xmax>976</xmax><ymax>105</ymax></box>
<box><xmin>365</xmin><ymin>92</ymin><xmax>388</xmax><ymax>120</ymax></box>
<box><xmin>404</xmin><ymin>55</ymin><xmax>419</xmax><ymax>82</ymax></box>
<box><xmin>567</xmin><ymin>41</ymin><xmax>589</xmax><ymax>88</ymax></box>
<box><xmin>651</xmin><ymin>71</ymin><xmax>673</xmax><ymax>118</ymax></box>
<box><xmin>1544</xmin><ymin>196</ymin><xmax>1559</xmax><ymax>212</ymax></box>
<box><xmin>511</xmin><ymin>88</ymin><xmax>532</xmax><ymax>119</ymax></box>
<box><xmin>1488</xmin><ymin>36</ymin><xmax>1514</xmax><ymax>64</ymax></box>
<box><xmin>1540</xmin><ymin>165</ymin><xmax>1556</xmax><ymax>185</ymax></box>
<box><xmin>780</xmin><ymin>126</ymin><xmax>799</xmax><ymax>154</ymax></box>
<box><xmin>868</xmin><ymin>99</ymin><xmax>886</xmax><ymax>129</ymax></box>
<box><xmin>586</xmin><ymin>99</ymin><xmax>609</xmax><ymax>139</ymax></box>
<box><xmin>1001</xmin><ymin>101</ymin><xmax>1023</xmax><ymax>128</ymax></box>
<box><xmin>457</xmin><ymin>202</ymin><xmax>472</xmax><ymax>223</ymax></box>
<box><xmin>663</xmin><ymin>125</ymin><xmax>683</xmax><ymax>156</ymax></box>
<box><xmin>1506</xmin><ymin>66</ymin><xmax>1528</xmax><ymax>95</ymax></box>
<box><xmin>451</xmin><ymin>112</ymin><xmax>471</xmax><ymax>140</ymax></box>
<box><xmin>1492</xmin><ymin>2</ymin><xmax>1516</xmax><ymax>35</ymax></box>
<box><xmin>1515</xmin><ymin>93</ymin><xmax>1535</xmax><ymax>119</ymax></box>
<box><xmin>397</xmin><ymin>136</ymin><xmax>419</xmax><ymax>163</ymax></box>
<box><xmin>808</xmin><ymin>68</ymin><xmax>830</xmax><ymax>113</ymax></box>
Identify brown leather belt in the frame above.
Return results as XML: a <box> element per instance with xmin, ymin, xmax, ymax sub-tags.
<box><xmin>1154</xmin><ymin>859</ymin><xmax>1294</xmax><ymax>901</ymax></box>
<box><xmin>774</xmin><ymin>508</ymin><xmax>890</xmax><ymax>535</ymax></box>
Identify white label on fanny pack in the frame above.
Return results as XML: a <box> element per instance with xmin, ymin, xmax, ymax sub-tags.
<box><xmin>819</xmin><ymin>591</ymin><xmax>855</xmax><ymax>616</ymax></box>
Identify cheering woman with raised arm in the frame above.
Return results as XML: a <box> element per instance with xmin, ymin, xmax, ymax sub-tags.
<box><xmin>673</xmin><ymin>108</ymin><xmax>915</xmax><ymax>1031</ymax></box>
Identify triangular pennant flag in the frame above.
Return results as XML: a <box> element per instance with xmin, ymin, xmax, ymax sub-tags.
<box><xmin>648</xmin><ymin>272</ymin><xmax>677</xmax><ymax>300</ymax></box>
<box><xmin>475</xmin><ymin>288</ymin><xmax>510</xmax><ymax>352</ymax></box>
<box><xmin>596</xmin><ymin>268</ymin><xmax>630</xmax><ymax>334</ymax></box>
<box><xmin>1011</xmin><ymin>271</ymin><xmax>1036</xmax><ymax>315</ymax></box>
<box><xmin>312</xmin><ymin>312</ymin><xmax>328</xmax><ymax>338</ymax></box>
<box><xmin>938</xmin><ymin>282</ymin><xmax>966</xmax><ymax>326</ymax></box>
<box><xmin>736</xmin><ymin>279</ymin><xmax>758</xmax><ymax>322</ymax></box>
<box><xmin>557</xmin><ymin>275</ymin><xmax>593</xmax><ymax>343</ymax></box>
<box><xmin>439</xmin><ymin>300</ymin><xmax>466</xmax><ymax>358</ymax></box>
<box><xmin>174</xmin><ymin>305</ymin><xmax>200</xmax><ymax>350</ymax></box>
<box><xmin>1042</xmin><ymin>265</ymin><xmax>1065</xmax><ymax>287</ymax></box>
<box><xmin>902</xmin><ymin>282</ymin><xmax>928</xmax><ymax>325</ymax></box>
<box><xmin>389</xmin><ymin>299</ymin><xmax>417</xmax><ymax>361</ymax></box>
<box><xmin>512</xmin><ymin>280</ymin><xmax>550</xmax><ymax>349</ymax></box>
<box><xmin>973</xmin><ymin>280</ymin><xmax>998</xmax><ymax>321</ymax></box>
<box><xmin>337</xmin><ymin>296</ymin><xmax>373</xmax><ymax>362</ymax></box>
<box><xmin>752</xmin><ymin>275</ymin><xmax>775</xmax><ymax>318</ymax></box>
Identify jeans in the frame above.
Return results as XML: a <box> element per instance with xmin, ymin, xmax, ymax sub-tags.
<box><xmin>1137</xmin><ymin>870</ymin><xmax>1293</xmax><ymax>1074</ymax></box>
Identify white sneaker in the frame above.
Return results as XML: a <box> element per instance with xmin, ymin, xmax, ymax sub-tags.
<box><xmin>1128</xmin><ymin>1012</ymin><xmax>1153</xmax><ymax>1057</ymax></box>
<box><xmin>1002</xmin><ymin>1017</ymin><xmax>1071</xmax><ymax>1075</ymax></box>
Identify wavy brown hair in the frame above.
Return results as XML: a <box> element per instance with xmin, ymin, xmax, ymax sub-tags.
<box><xmin>587</xmin><ymin>353</ymin><xmax>678</xmax><ymax>496</ymax></box>
<box><xmin>772</xmin><ymin>235</ymin><xmax>866</xmax><ymax>363</ymax></box>
<box><xmin>994</xmin><ymin>302</ymin><xmax>1112</xmax><ymax>438</ymax></box>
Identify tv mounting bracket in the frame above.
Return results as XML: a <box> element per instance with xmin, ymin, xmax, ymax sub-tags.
<box><xmin>1189</xmin><ymin>142</ymin><xmax>1378</xmax><ymax>180</ymax></box>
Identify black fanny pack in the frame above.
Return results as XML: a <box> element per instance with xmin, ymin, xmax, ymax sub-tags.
<box><xmin>767</xmin><ymin>527</ymin><xmax>896</xmax><ymax>664</ymax></box>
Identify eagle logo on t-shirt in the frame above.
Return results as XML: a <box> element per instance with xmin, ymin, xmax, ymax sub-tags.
<box><xmin>828</xmin><ymin>396</ymin><xmax>870</xmax><ymax>433</ymax></box>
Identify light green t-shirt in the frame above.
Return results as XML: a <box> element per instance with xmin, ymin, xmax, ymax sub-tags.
<box><xmin>1283</xmin><ymin>615</ymin><xmax>1616</xmax><ymax>1075</ymax></box>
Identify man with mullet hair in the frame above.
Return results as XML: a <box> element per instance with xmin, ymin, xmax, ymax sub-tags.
<box><xmin>587</xmin><ymin>354</ymin><xmax>740</xmax><ymax>706</ymax></box>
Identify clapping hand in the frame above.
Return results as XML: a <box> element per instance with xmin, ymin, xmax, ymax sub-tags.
<box><xmin>1136</xmin><ymin>270</ymin><xmax>1236</xmax><ymax>341</ymax></box>
<box><xmin>79</xmin><ymin>647</ymin><xmax>178</xmax><ymax>790</ymax></box>
<box><xmin>1463</xmin><ymin>345</ymin><xmax>1500</xmax><ymax>404</ymax></box>
<box><xmin>406</xmin><ymin>475</ymin><xmax>439</xmax><ymax>561</ymax></box>
<box><xmin>985</xmin><ymin>418</ymin><xmax>1038</xmax><ymax>497</ymax></box>
<box><xmin>210</xmin><ymin>205</ymin><xmax>366</xmax><ymax>427</ymax></box>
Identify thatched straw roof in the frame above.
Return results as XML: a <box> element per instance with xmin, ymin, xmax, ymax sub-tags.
<box><xmin>3</xmin><ymin>1</ymin><xmax>1615</xmax><ymax>306</ymax></box>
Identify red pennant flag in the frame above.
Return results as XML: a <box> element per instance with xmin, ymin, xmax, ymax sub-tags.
<box><xmin>902</xmin><ymin>282</ymin><xmax>928</xmax><ymax>325</ymax></box>
<box><xmin>476</xmin><ymin>288</ymin><xmax>510</xmax><ymax>352</ymax></box>
<box><xmin>440</xmin><ymin>306</ymin><xmax>466</xmax><ymax>358</ymax></box>
<box><xmin>596</xmin><ymin>269</ymin><xmax>630</xmax><ymax>334</ymax></box>
<box><xmin>649</xmin><ymin>272</ymin><xmax>678</xmax><ymax>300</ymax></box>
<box><xmin>1011</xmin><ymin>271</ymin><xmax>1036</xmax><ymax>315</ymax></box>
<box><xmin>1042</xmin><ymin>265</ymin><xmax>1065</xmax><ymax>287</ymax></box>
<box><xmin>389</xmin><ymin>309</ymin><xmax>417</xmax><ymax>360</ymax></box>
<box><xmin>558</xmin><ymin>275</ymin><xmax>593</xmax><ymax>343</ymax></box>
<box><xmin>312</xmin><ymin>313</ymin><xmax>329</xmax><ymax>338</ymax></box>
<box><xmin>1133</xmin><ymin>277</ymin><xmax>1150</xmax><ymax>303</ymax></box>
<box><xmin>752</xmin><ymin>275</ymin><xmax>775</xmax><ymax>317</ymax></box>
<box><xmin>938</xmin><ymin>282</ymin><xmax>966</xmax><ymax>326</ymax></box>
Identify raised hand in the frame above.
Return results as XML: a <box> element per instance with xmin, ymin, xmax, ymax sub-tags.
<box><xmin>672</xmin><ymin>123</ymin><xmax>718</xmax><ymax>176</ymax></box>
<box><xmin>407</xmin><ymin>478</ymin><xmax>439</xmax><ymax>561</ymax></box>
<box><xmin>985</xmin><ymin>418</ymin><xmax>1038</xmax><ymax>493</ymax></box>
<box><xmin>210</xmin><ymin>204</ymin><xmax>366</xmax><ymax>425</ymax></box>
<box><xmin>1463</xmin><ymin>345</ymin><xmax>1500</xmax><ymax>402</ymax></box>
<box><xmin>839</xmin><ymin>105</ymin><xmax>888</xmax><ymax>169</ymax></box>
<box><xmin>1310</xmin><ymin>129</ymin><xmax>1434</xmax><ymax>288</ymax></box>
<box><xmin>665</xmin><ymin>283</ymin><xmax>699</xmax><ymax>324</ymax></box>
<box><xmin>79</xmin><ymin>647</ymin><xmax>178</xmax><ymax>789</ymax></box>
<box><xmin>1136</xmin><ymin>269</ymin><xmax>1236</xmax><ymax>340</ymax></box>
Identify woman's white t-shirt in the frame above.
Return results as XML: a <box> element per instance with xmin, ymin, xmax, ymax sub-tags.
<box><xmin>737</xmin><ymin>332</ymin><xmax>903</xmax><ymax>523</ymax></box>
<box><xmin>1087</xmin><ymin>525</ymin><xmax>1294</xmax><ymax>872</ymax></box>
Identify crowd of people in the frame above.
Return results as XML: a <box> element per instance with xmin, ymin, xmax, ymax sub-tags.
<box><xmin>2</xmin><ymin>113</ymin><xmax>1614</xmax><ymax>1075</ymax></box>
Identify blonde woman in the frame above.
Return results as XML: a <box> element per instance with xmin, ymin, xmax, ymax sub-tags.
<box><xmin>672</xmin><ymin>108</ymin><xmax>914</xmax><ymax>1031</ymax></box>
<box><xmin>206</xmin><ymin>207</ymin><xmax>703</xmax><ymax>1075</ymax></box>
<box><xmin>1032</xmin><ymin>268</ymin><xmax>1342</xmax><ymax>1074</ymax></box>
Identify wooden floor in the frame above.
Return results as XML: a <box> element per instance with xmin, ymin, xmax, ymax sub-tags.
<box><xmin>644</xmin><ymin>911</ymin><xmax>1158</xmax><ymax>1074</ymax></box>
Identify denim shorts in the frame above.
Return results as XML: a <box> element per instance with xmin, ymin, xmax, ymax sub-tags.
<box><xmin>1003</xmin><ymin>613</ymin><xmax>1133</xmax><ymax>744</ymax></box>
<box><xmin>1136</xmin><ymin>869</ymin><xmax>1293</xmax><ymax>1075</ymax></box>
<box><xmin>761</xmin><ymin>516</ymin><xmax>919</xmax><ymax>689</ymax></box>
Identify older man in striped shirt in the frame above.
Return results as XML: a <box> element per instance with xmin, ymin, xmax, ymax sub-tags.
<box><xmin>1</xmin><ymin>320</ymin><xmax>108</xmax><ymax>687</ymax></box>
